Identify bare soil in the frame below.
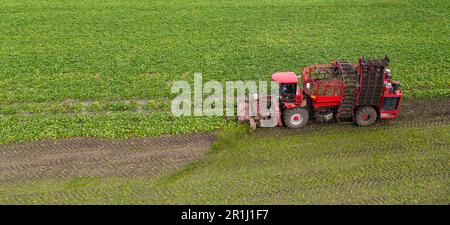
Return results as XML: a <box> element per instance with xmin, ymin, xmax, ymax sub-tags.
<box><xmin>0</xmin><ymin>133</ymin><xmax>215</xmax><ymax>185</ymax></box>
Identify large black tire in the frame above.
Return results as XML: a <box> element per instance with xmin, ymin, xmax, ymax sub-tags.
<box><xmin>355</xmin><ymin>106</ymin><xmax>377</xmax><ymax>126</ymax></box>
<box><xmin>283</xmin><ymin>108</ymin><xmax>309</xmax><ymax>128</ymax></box>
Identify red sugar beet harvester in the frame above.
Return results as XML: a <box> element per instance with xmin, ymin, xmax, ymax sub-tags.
<box><xmin>238</xmin><ymin>56</ymin><xmax>403</xmax><ymax>128</ymax></box>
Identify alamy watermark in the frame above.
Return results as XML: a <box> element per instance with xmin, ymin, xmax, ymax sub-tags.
<box><xmin>171</xmin><ymin>73</ymin><xmax>280</xmax><ymax>127</ymax></box>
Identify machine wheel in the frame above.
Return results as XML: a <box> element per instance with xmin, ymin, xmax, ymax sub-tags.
<box><xmin>355</xmin><ymin>106</ymin><xmax>377</xmax><ymax>126</ymax></box>
<box><xmin>283</xmin><ymin>108</ymin><xmax>309</xmax><ymax>128</ymax></box>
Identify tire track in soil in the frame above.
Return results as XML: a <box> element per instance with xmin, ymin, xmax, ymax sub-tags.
<box><xmin>0</xmin><ymin>133</ymin><xmax>215</xmax><ymax>185</ymax></box>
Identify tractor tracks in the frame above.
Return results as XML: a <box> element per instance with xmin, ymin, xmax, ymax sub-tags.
<box><xmin>0</xmin><ymin>133</ymin><xmax>215</xmax><ymax>185</ymax></box>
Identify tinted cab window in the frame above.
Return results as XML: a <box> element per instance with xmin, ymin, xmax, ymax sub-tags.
<box><xmin>280</xmin><ymin>84</ymin><xmax>296</xmax><ymax>102</ymax></box>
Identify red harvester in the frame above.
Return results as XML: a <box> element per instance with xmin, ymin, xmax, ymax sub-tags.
<box><xmin>238</xmin><ymin>56</ymin><xmax>403</xmax><ymax>128</ymax></box>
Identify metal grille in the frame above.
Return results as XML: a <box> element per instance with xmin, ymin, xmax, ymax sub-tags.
<box><xmin>359</xmin><ymin>59</ymin><xmax>387</xmax><ymax>106</ymax></box>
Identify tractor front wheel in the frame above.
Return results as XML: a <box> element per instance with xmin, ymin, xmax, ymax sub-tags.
<box><xmin>355</xmin><ymin>106</ymin><xmax>377</xmax><ymax>126</ymax></box>
<box><xmin>283</xmin><ymin>108</ymin><xmax>309</xmax><ymax>128</ymax></box>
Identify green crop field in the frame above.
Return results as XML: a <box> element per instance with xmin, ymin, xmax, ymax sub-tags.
<box><xmin>0</xmin><ymin>0</ymin><xmax>449</xmax><ymax>205</ymax></box>
<box><xmin>0</xmin><ymin>0</ymin><xmax>449</xmax><ymax>143</ymax></box>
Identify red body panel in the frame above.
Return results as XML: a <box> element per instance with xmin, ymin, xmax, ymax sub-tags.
<box><xmin>301</xmin><ymin>68</ymin><xmax>344</xmax><ymax>109</ymax></box>
<box><xmin>379</xmin><ymin>93</ymin><xmax>403</xmax><ymax>119</ymax></box>
<box><xmin>312</xmin><ymin>96</ymin><xmax>342</xmax><ymax>108</ymax></box>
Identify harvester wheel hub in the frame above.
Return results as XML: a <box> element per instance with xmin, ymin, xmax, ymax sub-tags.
<box><xmin>283</xmin><ymin>108</ymin><xmax>309</xmax><ymax>128</ymax></box>
<box><xmin>290</xmin><ymin>114</ymin><xmax>303</xmax><ymax>125</ymax></box>
<box><xmin>362</xmin><ymin>114</ymin><xmax>370</xmax><ymax>120</ymax></box>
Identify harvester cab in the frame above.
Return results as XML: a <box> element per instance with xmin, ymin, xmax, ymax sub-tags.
<box><xmin>271</xmin><ymin>72</ymin><xmax>301</xmax><ymax>103</ymax></box>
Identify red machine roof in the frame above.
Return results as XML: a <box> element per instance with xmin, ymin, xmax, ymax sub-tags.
<box><xmin>272</xmin><ymin>72</ymin><xmax>298</xmax><ymax>84</ymax></box>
